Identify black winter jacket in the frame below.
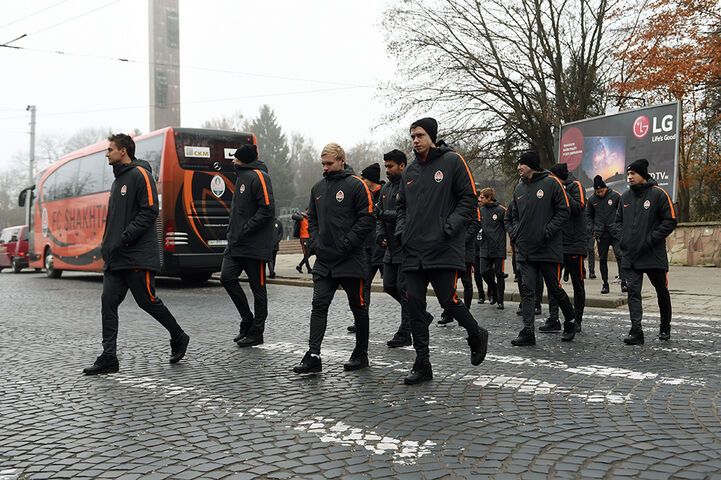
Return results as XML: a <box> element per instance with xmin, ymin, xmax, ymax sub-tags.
<box><xmin>615</xmin><ymin>179</ymin><xmax>677</xmax><ymax>271</ymax></box>
<box><xmin>396</xmin><ymin>146</ymin><xmax>478</xmax><ymax>272</ymax></box>
<box><xmin>559</xmin><ymin>173</ymin><xmax>588</xmax><ymax>255</ymax></box>
<box><xmin>272</xmin><ymin>220</ymin><xmax>284</xmax><ymax>250</ymax></box>
<box><xmin>102</xmin><ymin>160</ymin><xmax>161</xmax><ymax>272</ymax></box>
<box><xmin>465</xmin><ymin>216</ymin><xmax>481</xmax><ymax>264</ymax></box>
<box><xmin>364</xmin><ymin>186</ymin><xmax>385</xmax><ymax>266</ymax></box>
<box><xmin>308</xmin><ymin>165</ymin><xmax>375</xmax><ymax>278</ymax></box>
<box><xmin>587</xmin><ymin>189</ymin><xmax>622</xmax><ymax>239</ymax></box>
<box><xmin>225</xmin><ymin>160</ymin><xmax>276</xmax><ymax>261</ymax></box>
<box><xmin>479</xmin><ymin>202</ymin><xmax>507</xmax><ymax>259</ymax></box>
<box><xmin>376</xmin><ymin>176</ymin><xmax>403</xmax><ymax>265</ymax></box>
<box><xmin>508</xmin><ymin>170</ymin><xmax>570</xmax><ymax>264</ymax></box>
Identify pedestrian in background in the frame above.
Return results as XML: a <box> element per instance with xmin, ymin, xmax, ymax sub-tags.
<box><xmin>478</xmin><ymin>187</ymin><xmax>507</xmax><ymax>310</ymax></box>
<box><xmin>587</xmin><ymin>175</ymin><xmax>625</xmax><ymax>294</ymax></box>
<box><xmin>268</xmin><ymin>218</ymin><xmax>284</xmax><ymax>279</ymax></box>
<box><xmin>293</xmin><ymin>209</ymin><xmax>312</xmax><ymax>274</ymax></box>
<box><xmin>84</xmin><ymin>133</ymin><xmax>189</xmax><ymax>375</ymax></box>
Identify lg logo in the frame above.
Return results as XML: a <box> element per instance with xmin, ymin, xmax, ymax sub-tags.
<box><xmin>633</xmin><ymin>116</ymin><xmax>649</xmax><ymax>138</ymax></box>
<box><xmin>633</xmin><ymin>114</ymin><xmax>674</xmax><ymax>139</ymax></box>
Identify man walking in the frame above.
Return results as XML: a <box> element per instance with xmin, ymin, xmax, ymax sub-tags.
<box><xmin>221</xmin><ymin>144</ymin><xmax>275</xmax><ymax>347</ymax></box>
<box><xmin>478</xmin><ymin>188</ymin><xmax>507</xmax><ymax>310</ymax></box>
<box><xmin>616</xmin><ymin>159</ymin><xmax>677</xmax><ymax>344</ymax></box>
<box><xmin>396</xmin><ymin>117</ymin><xmax>489</xmax><ymax>385</ymax></box>
<box><xmin>507</xmin><ymin>151</ymin><xmax>577</xmax><ymax>346</ymax></box>
<box><xmin>83</xmin><ymin>133</ymin><xmax>189</xmax><ymax>375</ymax></box>
<box><xmin>268</xmin><ymin>217</ymin><xmax>284</xmax><ymax>279</ymax></box>
<box><xmin>542</xmin><ymin>163</ymin><xmax>587</xmax><ymax>333</ymax></box>
<box><xmin>293</xmin><ymin>209</ymin><xmax>312</xmax><ymax>274</ymax></box>
<box><xmin>293</xmin><ymin>143</ymin><xmax>375</xmax><ymax>374</ymax></box>
<box><xmin>587</xmin><ymin>175</ymin><xmax>625</xmax><ymax>294</ymax></box>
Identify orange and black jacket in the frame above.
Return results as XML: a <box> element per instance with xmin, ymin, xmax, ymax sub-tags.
<box><xmin>308</xmin><ymin>165</ymin><xmax>374</xmax><ymax>278</ymax></box>
<box><xmin>558</xmin><ymin>172</ymin><xmax>587</xmax><ymax>256</ymax></box>
<box><xmin>587</xmin><ymin>188</ymin><xmax>622</xmax><ymax>239</ymax></box>
<box><xmin>396</xmin><ymin>145</ymin><xmax>478</xmax><ymax>271</ymax></box>
<box><xmin>479</xmin><ymin>201</ymin><xmax>507</xmax><ymax>259</ymax></box>
<box><xmin>508</xmin><ymin>170</ymin><xmax>570</xmax><ymax>264</ymax></box>
<box><xmin>615</xmin><ymin>179</ymin><xmax>677</xmax><ymax>271</ymax></box>
<box><xmin>225</xmin><ymin>160</ymin><xmax>276</xmax><ymax>261</ymax></box>
<box><xmin>102</xmin><ymin>160</ymin><xmax>161</xmax><ymax>272</ymax></box>
<box><xmin>376</xmin><ymin>175</ymin><xmax>402</xmax><ymax>265</ymax></box>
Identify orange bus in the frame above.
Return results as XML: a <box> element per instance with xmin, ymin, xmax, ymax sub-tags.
<box><xmin>19</xmin><ymin>127</ymin><xmax>254</xmax><ymax>284</ymax></box>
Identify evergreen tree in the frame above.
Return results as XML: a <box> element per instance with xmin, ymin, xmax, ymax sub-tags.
<box><xmin>249</xmin><ymin>105</ymin><xmax>295</xmax><ymax>208</ymax></box>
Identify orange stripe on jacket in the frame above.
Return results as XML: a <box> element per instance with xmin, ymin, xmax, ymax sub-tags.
<box><xmin>653</xmin><ymin>186</ymin><xmax>676</xmax><ymax>219</ymax></box>
<box><xmin>352</xmin><ymin>175</ymin><xmax>374</xmax><ymax>213</ymax></box>
<box><xmin>145</xmin><ymin>271</ymin><xmax>155</xmax><ymax>302</ymax></box>
<box><xmin>575</xmin><ymin>180</ymin><xmax>585</xmax><ymax>207</ymax></box>
<box><xmin>359</xmin><ymin>279</ymin><xmax>365</xmax><ymax>306</ymax></box>
<box><xmin>253</xmin><ymin>169</ymin><xmax>271</xmax><ymax>205</ymax></box>
<box><xmin>260</xmin><ymin>261</ymin><xmax>265</xmax><ymax>286</ymax></box>
<box><xmin>550</xmin><ymin>176</ymin><xmax>570</xmax><ymax>207</ymax></box>
<box><xmin>136</xmin><ymin>166</ymin><xmax>154</xmax><ymax>207</ymax></box>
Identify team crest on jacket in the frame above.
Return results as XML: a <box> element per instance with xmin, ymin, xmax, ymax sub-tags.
<box><xmin>492</xmin><ymin>213</ymin><xmax>498</xmax><ymax>221</ymax></box>
<box><xmin>536</xmin><ymin>189</ymin><xmax>544</xmax><ymax>199</ymax></box>
<box><xmin>120</xmin><ymin>185</ymin><xmax>127</xmax><ymax>196</ymax></box>
<box><xmin>336</xmin><ymin>190</ymin><xmax>345</xmax><ymax>202</ymax></box>
<box><xmin>239</xmin><ymin>184</ymin><xmax>246</xmax><ymax>194</ymax></box>
<box><xmin>211</xmin><ymin>175</ymin><xmax>225</xmax><ymax>198</ymax></box>
<box><xmin>434</xmin><ymin>170</ymin><xmax>444</xmax><ymax>183</ymax></box>
<box><xmin>643</xmin><ymin>200</ymin><xmax>651</xmax><ymax>209</ymax></box>
<box><xmin>608</xmin><ymin>199</ymin><xmax>613</xmax><ymax>206</ymax></box>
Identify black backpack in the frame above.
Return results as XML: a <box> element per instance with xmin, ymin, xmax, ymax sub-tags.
<box><xmin>293</xmin><ymin>219</ymin><xmax>301</xmax><ymax>239</ymax></box>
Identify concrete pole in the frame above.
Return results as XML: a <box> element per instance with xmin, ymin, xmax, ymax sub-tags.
<box><xmin>26</xmin><ymin>105</ymin><xmax>36</xmax><ymax>184</ymax></box>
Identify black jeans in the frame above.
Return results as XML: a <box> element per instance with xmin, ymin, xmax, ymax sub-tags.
<box><xmin>549</xmin><ymin>254</ymin><xmax>586</xmax><ymax>323</ymax></box>
<box><xmin>101</xmin><ymin>269</ymin><xmax>184</xmax><ymax>356</ymax></box>
<box><xmin>309</xmin><ymin>275</ymin><xmax>369</xmax><ymax>356</ymax></box>
<box><xmin>518</xmin><ymin>263</ymin><xmax>543</xmax><ymax>310</ymax></box>
<box><xmin>269</xmin><ymin>248</ymin><xmax>279</xmax><ymax>275</ymax></box>
<box><xmin>473</xmin><ymin>256</ymin><xmax>487</xmax><ymax>301</ymax></box>
<box><xmin>405</xmin><ymin>268</ymin><xmax>483</xmax><ymax>363</ymax></box>
<box><xmin>220</xmin><ymin>255</ymin><xmax>268</xmax><ymax>334</ymax></box>
<box><xmin>481</xmin><ymin>257</ymin><xmax>505</xmax><ymax>304</ymax></box>
<box><xmin>597</xmin><ymin>233</ymin><xmax>622</xmax><ymax>283</ymax></box>
<box><xmin>298</xmin><ymin>239</ymin><xmax>312</xmax><ymax>271</ymax></box>
<box><xmin>586</xmin><ymin>236</ymin><xmax>596</xmax><ymax>275</ymax></box>
<box><xmin>623</xmin><ymin>268</ymin><xmax>672</xmax><ymax>331</ymax></box>
<box><xmin>363</xmin><ymin>261</ymin><xmax>382</xmax><ymax>306</ymax></box>
<box><xmin>383</xmin><ymin>263</ymin><xmax>411</xmax><ymax>336</ymax></box>
<box><xmin>518</xmin><ymin>261</ymin><xmax>575</xmax><ymax>331</ymax></box>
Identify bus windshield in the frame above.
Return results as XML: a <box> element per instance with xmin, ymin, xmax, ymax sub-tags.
<box><xmin>174</xmin><ymin>129</ymin><xmax>253</xmax><ymax>173</ymax></box>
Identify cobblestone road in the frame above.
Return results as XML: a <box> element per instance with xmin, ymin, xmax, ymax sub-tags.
<box><xmin>1</xmin><ymin>271</ymin><xmax>720</xmax><ymax>479</ymax></box>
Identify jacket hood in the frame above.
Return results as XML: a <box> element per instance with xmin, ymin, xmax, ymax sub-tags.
<box><xmin>324</xmin><ymin>164</ymin><xmax>355</xmax><ymax>179</ymax></box>
<box><xmin>234</xmin><ymin>159</ymin><xmax>268</xmax><ymax>172</ymax></box>
<box><xmin>483</xmin><ymin>200</ymin><xmax>499</xmax><ymax>208</ymax></box>
<box><xmin>564</xmin><ymin>172</ymin><xmax>578</xmax><ymax>186</ymax></box>
<box><xmin>630</xmin><ymin>177</ymin><xmax>658</xmax><ymax>193</ymax></box>
<box><xmin>522</xmin><ymin>169</ymin><xmax>550</xmax><ymax>184</ymax></box>
<box><xmin>113</xmin><ymin>159</ymin><xmax>151</xmax><ymax>178</ymax></box>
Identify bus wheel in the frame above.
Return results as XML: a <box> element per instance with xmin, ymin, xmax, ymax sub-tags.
<box><xmin>12</xmin><ymin>257</ymin><xmax>22</xmax><ymax>273</ymax></box>
<box><xmin>45</xmin><ymin>249</ymin><xmax>63</xmax><ymax>279</ymax></box>
<box><xmin>180</xmin><ymin>272</ymin><xmax>212</xmax><ymax>286</ymax></box>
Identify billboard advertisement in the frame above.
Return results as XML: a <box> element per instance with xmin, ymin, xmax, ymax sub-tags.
<box><xmin>558</xmin><ymin>101</ymin><xmax>680</xmax><ymax>200</ymax></box>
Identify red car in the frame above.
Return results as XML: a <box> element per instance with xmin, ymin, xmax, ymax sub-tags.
<box><xmin>0</xmin><ymin>225</ymin><xmax>31</xmax><ymax>273</ymax></box>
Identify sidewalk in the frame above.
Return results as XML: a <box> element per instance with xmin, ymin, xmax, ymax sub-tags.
<box><xmin>259</xmin><ymin>254</ymin><xmax>721</xmax><ymax>315</ymax></box>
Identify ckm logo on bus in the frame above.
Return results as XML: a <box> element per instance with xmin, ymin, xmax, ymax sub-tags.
<box><xmin>633</xmin><ymin>114</ymin><xmax>675</xmax><ymax>139</ymax></box>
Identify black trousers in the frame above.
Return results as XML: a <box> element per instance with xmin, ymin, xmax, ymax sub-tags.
<box><xmin>220</xmin><ymin>255</ymin><xmax>267</xmax><ymax>334</ymax></box>
<box><xmin>298</xmin><ymin>239</ymin><xmax>312</xmax><ymax>271</ymax></box>
<box><xmin>586</xmin><ymin>236</ymin><xmax>596</xmax><ymax>275</ymax></box>
<box><xmin>269</xmin><ymin>248</ymin><xmax>279</xmax><ymax>275</ymax></box>
<box><xmin>623</xmin><ymin>268</ymin><xmax>672</xmax><ymax>331</ymax></box>
<box><xmin>473</xmin><ymin>256</ymin><xmax>487</xmax><ymax>301</ymax></box>
<box><xmin>481</xmin><ymin>257</ymin><xmax>505</xmax><ymax>304</ymax></box>
<box><xmin>518</xmin><ymin>263</ymin><xmax>543</xmax><ymax>309</ymax></box>
<box><xmin>383</xmin><ymin>263</ymin><xmax>410</xmax><ymax>336</ymax></box>
<box><xmin>101</xmin><ymin>269</ymin><xmax>184</xmax><ymax>356</ymax></box>
<box><xmin>597</xmin><ymin>234</ymin><xmax>622</xmax><ymax>283</ymax></box>
<box><xmin>549</xmin><ymin>254</ymin><xmax>586</xmax><ymax>323</ymax></box>
<box><xmin>362</xmin><ymin>261</ymin><xmax>382</xmax><ymax>306</ymax></box>
<box><xmin>405</xmin><ymin>268</ymin><xmax>482</xmax><ymax>363</ymax></box>
<box><xmin>309</xmin><ymin>275</ymin><xmax>369</xmax><ymax>355</ymax></box>
<box><xmin>518</xmin><ymin>261</ymin><xmax>575</xmax><ymax>330</ymax></box>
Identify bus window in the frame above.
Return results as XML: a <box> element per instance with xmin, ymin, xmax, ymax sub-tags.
<box><xmin>77</xmin><ymin>152</ymin><xmax>106</xmax><ymax>196</ymax></box>
<box><xmin>135</xmin><ymin>135</ymin><xmax>164</xmax><ymax>180</ymax></box>
<box><xmin>54</xmin><ymin>160</ymin><xmax>80</xmax><ymax>199</ymax></box>
<box><xmin>174</xmin><ymin>129</ymin><xmax>253</xmax><ymax>173</ymax></box>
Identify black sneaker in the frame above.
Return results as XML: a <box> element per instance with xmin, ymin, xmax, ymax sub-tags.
<box><xmin>295</xmin><ymin>265</ymin><xmax>303</xmax><ymax>274</ymax></box>
<box><xmin>563</xmin><ymin>271</ymin><xmax>569</xmax><ymax>282</ymax></box>
<box><xmin>403</xmin><ymin>360</ymin><xmax>433</xmax><ymax>385</ymax></box>
<box><xmin>601</xmin><ymin>283</ymin><xmax>610</xmax><ymax>294</ymax></box>
<box><xmin>268</xmin><ymin>272</ymin><xmax>276</xmax><ymax>279</ymax></box>
<box><xmin>489</xmin><ymin>296</ymin><xmax>497</xmax><ymax>306</ymax></box>
<box><xmin>511</xmin><ymin>329</ymin><xmax>536</xmax><ymax>346</ymax></box>
<box><xmin>233</xmin><ymin>321</ymin><xmax>252</xmax><ymax>343</ymax></box>
<box><xmin>539</xmin><ymin>318</ymin><xmax>562</xmax><ymax>333</ymax></box>
<box><xmin>387</xmin><ymin>333</ymin><xmax>412</xmax><ymax>348</ymax></box>
<box><xmin>535</xmin><ymin>305</ymin><xmax>542</xmax><ymax>316</ymax></box>
<box><xmin>293</xmin><ymin>352</ymin><xmax>322</xmax><ymax>374</ymax></box>
<box><xmin>589</xmin><ymin>273</ymin><xmax>597</xmax><ymax>279</ymax></box>
<box><xmin>347</xmin><ymin>324</ymin><xmax>356</xmax><ymax>333</ymax></box>
<box><xmin>561</xmin><ymin>321</ymin><xmax>576</xmax><ymax>342</ymax></box>
<box><xmin>236</xmin><ymin>332</ymin><xmax>263</xmax><ymax>347</ymax></box>
<box><xmin>170</xmin><ymin>333</ymin><xmax>190</xmax><ymax>364</ymax></box>
<box><xmin>496</xmin><ymin>303</ymin><xmax>504</xmax><ymax>310</ymax></box>
<box><xmin>468</xmin><ymin>328</ymin><xmax>489</xmax><ymax>366</ymax></box>
<box><xmin>623</xmin><ymin>328</ymin><xmax>645</xmax><ymax>345</ymax></box>
<box><xmin>438</xmin><ymin>313</ymin><xmax>454</xmax><ymax>326</ymax></box>
<box><xmin>343</xmin><ymin>351</ymin><xmax>369</xmax><ymax>371</ymax></box>
<box><xmin>621</xmin><ymin>279</ymin><xmax>628</xmax><ymax>293</ymax></box>
<box><xmin>576</xmin><ymin>320</ymin><xmax>582</xmax><ymax>333</ymax></box>
<box><xmin>658</xmin><ymin>330</ymin><xmax>671</xmax><ymax>341</ymax></box>
<box><xmin>516</xmin><ymin>306</ymin><xmax>523</xmax><ymax>316</ymax></box>
<box><xmin>83</xmin><ymin>354</ymin><xmax>119</xmax><ymax>375</ymax></box>
<box><xmin>477</xmin><ymin>296</ymin><xmax>485</xmax><ymax>305</ymax></box>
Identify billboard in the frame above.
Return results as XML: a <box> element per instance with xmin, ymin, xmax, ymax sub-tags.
<box><xmin>558</xmin><ymin>101</ymin><xmax>680</xmax><ymax>201</ymax></box>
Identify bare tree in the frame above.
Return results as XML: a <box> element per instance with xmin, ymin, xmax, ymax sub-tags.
<box><xmin>382</xmin><ymin>0</ymin><xmax>626</xmax><ymax>167</ymax></box>
<box><xmin>201</xmin><ymin>110</ymin><xmax>246</xmax><ymax>131</ymax></box>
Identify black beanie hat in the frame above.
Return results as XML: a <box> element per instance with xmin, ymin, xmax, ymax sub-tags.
<box><xmin>361</xmin><ymin>163</ymin><xmax>381</xmax><ymax>184</ymax></box>
<box><xmin>593</xmin><ymin>175</ymin><xmax>607</xmax><ymax>190</ymax></box>
<box><xmin>383</xmin><ymin>149</ymin><xmax>407</xmax><ymax>165</ymax></box>
<box><xmin>233</xmin><ymin>144</ymin><xmax>258</xmax><ymax>163</ymax></box>
<box><xmin>410</xmin><ymin>117</ymin><xmax>438</xmax><ymax>144</ymax></box>
<box><xmin>518</xmin><ymin>151</ymin><xmax>541</xmax><ymax>171</ymax></box>
<box><xmin>627</xmin><ymin>158</ymin><xmax>651</xmax><ymax>180</ymax></box>
<box><xmin>549</xmin><ymin>163</ymin><xmax>569</xmax><ymax>181</ymax></box>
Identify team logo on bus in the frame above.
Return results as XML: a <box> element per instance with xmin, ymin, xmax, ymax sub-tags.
<box><xmin>434</xmin><ymin>170</ymin><xmax>444</xmax><ymax>183</ymax></box>
<box><xmin>211</xmin><ymin>175</ymin><xmax>225</xmax><ymax>198</ymax></box>
<box><xmin>336</xmin><ymin>190</ymin><xmax>345</xmax><ymax>202</ymax></box>
<box><xmin>643</xmin><ymin>200</ymin><xmax>651</xmax><ymax>209</ymax></box>
<box><xmin>239</xmin><ymin>184</ymin><xmax>246</xmax><ymax>194</ymax></box>
<box><xmin>492</xmin><ymin>213</ymin><xmax>498</xmax><ymax>221</ymax></box>
<box><xmin>120</xmin><ymin>185</ymin><xmax>127</xmax><ymax>196</ymax></box>
<box><xmin>536</xmin><ymin>189</ymin><xmax>544</xmax><ymax>199</ymax></box>
<box><xmin>608</xmin><ymin>199</ymin><xmax>613</xmax><ymax>206</ymax></box>
<box><xmin>41</xmin><ymin>208</ymin><xmax>48</xmax><ymax>238</ymax></box>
